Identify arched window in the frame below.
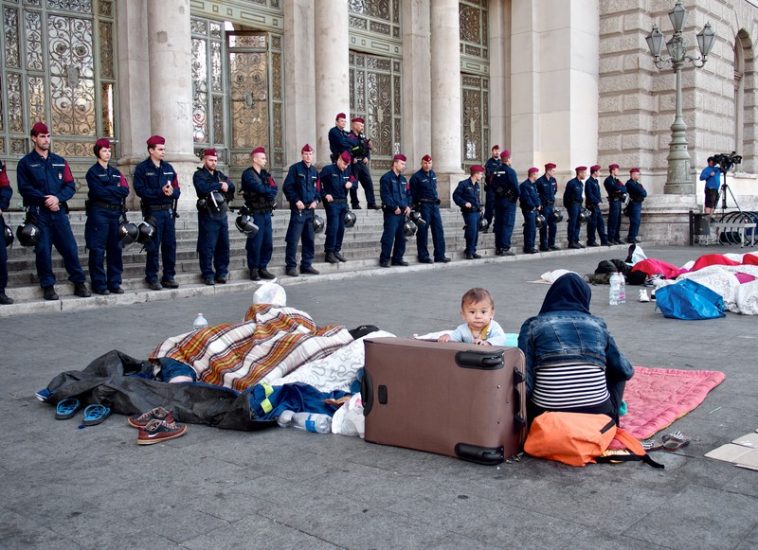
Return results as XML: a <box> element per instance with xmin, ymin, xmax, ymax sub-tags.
<box><xmin>734</xmin><ymin>30</ymin><xmax>753</xmax><ymax>173</ymax></box>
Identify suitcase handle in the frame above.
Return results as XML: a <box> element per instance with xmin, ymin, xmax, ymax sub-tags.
<box><xmin>513</xmin><ymin>365</ymin><xmax>527</xmax><ymax>440</ymax></box>
<box><xmin>361</xmin><ymin>370</ymin><xmax>373</xmax><ymax>415</ymax></box>
<box><xmin>455</xmin><ymin>350</ymin><xmax>504</xmax><ymax>370</ymax></box>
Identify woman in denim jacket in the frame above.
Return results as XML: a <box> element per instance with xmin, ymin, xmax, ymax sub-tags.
<box><xmin>518</xmin><ymin>273</ymin><xmax>634</xmax><ymax>423</ymax></box>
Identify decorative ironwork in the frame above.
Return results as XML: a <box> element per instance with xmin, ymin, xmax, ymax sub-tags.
<box><xmin>459</xmin><ymin>0</ymin><xmax>488</xmax><ymax>65</ymax></box>
<box><xmin>209</xmin><ymin>21</ymin><xmax>222</xmax><ymax>39</ymax></box>
<box><xmin>0</xmin><ymin>139</ymin><xmax>4</xmax><ymax>155</ymax></box>
<box><xmin>25</xmin><ymin>10</ymin><xmax>43</xmax><ymax>71</ymax></box>
<box><xmin>11</xmin><ymin>138</ymin><xmax>27</xmax><ymax>156</ymax></box>
<box><xmin>28</xmin><ymin>76</ymin><xmax>46</xmax><ymax>126</ymax></box>
<box><xmin>23</xmin><ymin>0</ymin><xmax>41</xmax><ymax>6</ymax></box>
<box><xmin>349</xmin><ymin>0</ymin><xmax>390</xmax><ymax>20</ymax></box>
<box><xmin>6</xmin><ymin>73</ymin><xmax>23</xmax><ymax>132</ymax></box>
<box><xmin>192</xmin><ymin>37</ymin><xmax>208</xmax><ymax>143</ymax></box>
<box><xmin>98</xmin><ymin>0</ymin><xmax>112</xmax><ymax>17</ymax></box>
<box><xmin>459</xmin><ymin>4</ymin><xmax>480</xmax><ymax>44</ymax></box>
<box><xmin>271</xmin><ymin>52</ymin><xmax>281</xmax><ymax>101</ymax></box>
<box><xmin>369</xmin><ymin>21</ymin><xmax>390</xmax><ymax>35</ymax></box>
<box><xmin>191</xmin><ymin>18</ymin><xmax>208</xmax><ymax>35</ymax></box>
<box><xmin>349</xmin><ymin>16</ymin><xmax>367</xmax><ymax>30</ymax></box>
<box><xmin>47</xmin><ymin>0</ymin><xmax>93</xmax><ymax>13</ymax></box>
<box><xmin>229</xmin><ymin>34</ymin><xmax>266</xmax><ymax>49</ymax></box>
<box><xmin>210</xmin><ymin>41</ymin><xmax>222</xmax><ymax>92</ymax></box>
<box><xmin>349</xmin><ymin>0</ymin><xmax>399</xmax><ymax>42</ymax></box>
<box><xmin>50</xmin><ymin>141</ymin><xmax>92</xmax><ymax>157</ymax></box>
<box><xmin>229</xmin><ymin>50</ymin><xmax>269</xmax><ymax>149</ymax></box>
<box><xmin>101</xmin><ymin>82</ymin><xmax>114</xmax><ymax>137</ymax></box>
<box><xmin>212</xmin><ymin>96</ymin><xmax>223</xmax><ymax>145</ymax></box>
<box><xmin>4</xmin><ymin>7</ymin><xmax>20</xmax><ymax>69</ymax></box>
<box><xmin>99</xmin><ymin>21</ymin><xmax>113</xmax><ymax>79</ymax></box>
<box><xmin>461</xmin><ymin>75</ymin><xmax>489</xmax><ymax>166</ymax></box>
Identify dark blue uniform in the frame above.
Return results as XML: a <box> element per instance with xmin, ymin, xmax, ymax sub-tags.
<box><xmin>584</xmin><ymin>176</ymin><xmax>608</xmax><ymax>246</ymax></box>
<box><xmin>492</xmin><ymin>163</ymin><xmax>519</xmax><ymax>253</ymax></box>
<box><xmin>604</xmin><ymin>175</ymin><xmax>626</xmax><ymax>243</ymax></box>
<box><xmin>17</xmin><ymin>150</ymin><xmax>86</xmax><ymax>289</ymax></box>
<box><xmin>283</xmin><ymin>160</ymin><xmax>319</xmax><ymax>270</ymax></box>
<box><xmin>0</xmin><ymin>161</ymin><xmax>12</xmax><ymax>296</ymax></box>
<box><xmin>85</xmin><ymin>161</ymin><xmax>130</xmax><ymax>292</ymax></box>
<box><xmin>241</xmin><ymin>166</ymin><xmax>278</xmax><ymax>272</ymax></box>
<box><xmin>452</xmin><ymin>177</ymin><xmax>482</xmax><ymax>256</ymax></box>
<box><xmin>133</xmin><ymin>158</ymin><xmax>181</xmax><ymax>286</ymax></box>
<box><xmin>319</xmin><ymin>163</ymin><xmax>352</xmax><ymax>257</ymax></box>
<box><xmin>563</xmin><ymin>177</ymin><xmax>584</xmax><ymax>245</ymax></box>
<box><xmin>193</xmin><ymin>166</ymin><xmax>235</xmax><ymax>282</ymax></box>
<box><xmin>379</xmin><ymin>169</ymin><xmax>411</xmax><ymax>264</ymax></box>
<box><xmin>519</xmin><ymin>178</ymin><xmax>540</xmax><ymax>253</ymax></box>
<box><xmin>346</xmin><ymin>131</ymin><xmax>377</xmax><ymax>209</ymax></box>
<box><xmin>535</xmin><ymin>174</ymin><xmax>558</xmax><ymax>250</ymax></box>
<box><xmin>625</xmin><ymin>178</ymin><xmax>647</xmax><ymax>243</ymax></box>
<box><xmin>483</xmin><ymin>157</ymin><xmax>501</xmax><ymax>227</ymax></box>
<box><xmin>409</xmin><ymin>167</ymin><xmax>446</xmax><ymax>262</ymax></box>
<box><xmin>328</xmin><ymin>126</ymin><xmax>351</xmax><ymax>161</ymax></box>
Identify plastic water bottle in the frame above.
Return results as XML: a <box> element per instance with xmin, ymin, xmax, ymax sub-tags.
<box><xmin>609</xmin><ymin>272</ymin><xmax>621</xmax><ymax>306</ymax></box>
<box><xmin>617</xmin><ymin>273</ymin><xmax>626</xmax><ymax>304</ymax></box>
<box><xmin>193</xmin><ymin>313</ymin><xmax>208</xmax><ymax>331</ymax></box>
<box><xmin>277</xmin><ymin>410</ymin><xmax>332</xmax><ymax>434</ymax></box>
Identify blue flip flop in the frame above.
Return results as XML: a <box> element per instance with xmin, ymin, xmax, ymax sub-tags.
<box><xmin>55</xmin><ymin>398</ymin><xmax>81</xmax><ymax>420</ymax></box>
<box><xmin>81</xmin><ymin>404</ymin><xmax>111</xmax><ymax>427</ymax></box>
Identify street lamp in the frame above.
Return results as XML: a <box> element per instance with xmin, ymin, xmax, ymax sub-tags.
<box><xmin>645</xmin><ymin>1</ymin><xmax>716</xmax><ymax>195</ymax></box>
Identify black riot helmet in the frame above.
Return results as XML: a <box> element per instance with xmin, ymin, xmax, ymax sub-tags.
<box><xmin>235</xmin><ymin>213</ymin><xmax>259</xmax><ymax>235</ymax></box>
<box><xmin>312</xmin><ymin>214</ymin><xmax>325</xmax><ymax>234</ymax></box>
<box><xmin>535</xmin><ymin>213</ymin><xmax>546</xmax><ymax>229</ymax></box>
<box><xmin>478</xmin><ymin>217</ymin><xmax>490</xmax><ymax>232</ymax></box>
<box><xmin>137</xmin><ymin>219</ymin><xmax>156</xmax><ymax>245</ymax></box>
<box><xmin>552</xmin><ymin>207</ymin><xmax>564</xmax><ymax>223</ymax></box>
<box><xmin>2</xmin><ymin>215</ymin><xmax>13</xmax><ymax>247</ymax></box>
<box><xmin>118</xmin><ymin>219</ymin><xmax>139</xmax><ymax>249</ymax></box>
<box><xmin>16</xmin><ymin>212</ymin><xmax>40</xmax><ymax>247</ymax></box>
<box><xmin>409</xmin><ymin>210</ymin><xmax>427</xmax><ymax>227</ymax></box>
<box><xmin>206</xmin><ymin>191</ymin><xmax>226</xmax><ymax>215</ymax></box>
<box><xmin>578</xmin><ymin>208</ymin><xmax>591</xmax><ymax>224</ymax></box>
<box><xmin>343</xmin><ymin>210</ymin><xmax>357</xmax><ymax>229</ymax></box>
<box><xmin>403</xmin><ymin>217</ymin><xmax>417</xmax><ymax>237</ymax></box>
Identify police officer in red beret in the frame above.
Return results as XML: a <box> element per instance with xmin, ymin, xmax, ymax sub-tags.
<box><xmin>585</xmin><ymin>164</ymin><xmax>609</xmax><ymax>247</ymax></box>
<box><xmin>536</xmin><ymin>163</ymin><xmax>560</xmax><ymax>251</ymax></box>
<box><xmin>346</xmin><ymin>117</ymin><xmax>380</xmax><ymax>210</ymax></box>
<box><xmin>17</xmin><ymin>122</ymin><xmax>91</xmax><ymax>300</ymax></box>
<box><xmin>241</xmin><ymin>146</ymin><xmax>278</xmax><ymax>281</ymax></box>
<box><xmin>564</xmin><ymin>166</ymin><xmax>586</xmax><ymax>249</ymax></box>
<box><xmin>378</xmin><ymin>154</ymin><xmax>411</xmax><ymax>267</ymax></box>
<box><xmin>328</xmin><ymin>113</ymin><xmax>351</xmax><ymax>163</ymax></box>
<box><xmin>625</xmin><ymin>168</ymin><xmax>647</xmax><ymax>243</ymax></box>
<box><xmin>453</xmin><ymin>165</ymin><xmax>485</xmax><ymax>259</ymax></box>
<box><xmin>85</xmin><ymin>138</ymin><xmax>130</xmax><ymax>294</ymax></box>
<box><xmin>0</xmin><ymin>159</ymin><xmax>13</xmax><ymax>304</ymax></box>
<box><xmin>409</xmin><ymin>154</ymin><xmax>450</xmax><ymax>263</ymax></box>
<box><xmin>604</xmin><ymin>163</ymin><xmax>626</xmax><ymax>245</ymax></box>
<box><xmin>282</xmin><ymin>144</ymin><xmax>320</xmax><ymax>276</ymax></box>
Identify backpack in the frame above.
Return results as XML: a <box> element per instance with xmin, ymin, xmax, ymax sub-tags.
<box><xmin>524</xmin><ymin>412</ymin><xmax>663</xmax><ymax>468</ymax></box>
<box><xmin>655</xmin><ymin>279</ymin><xmax>726</xmax><ymax>320</ymax></box>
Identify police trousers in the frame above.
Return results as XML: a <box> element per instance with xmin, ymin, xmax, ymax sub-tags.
<box><xmin>324</xmin><ymin>202</ymin><xmax>347</xmax><ymax>254</ymax></box>
<box><xmin>85</xmin><ymin>206</ymin><xmax>123</xmax><ymax>291</ymax></box>
<box><xmin>144</xmin><ymin>209</ymin><xmax>176</xmax><ymax>284</ymax></box>
<box><xmin>539</xmin><ymin>205</ymin><xmax>558</xmax><ymax>250</ymax></box>
<box><xmin>33</xmin><ymin>207</ymin><xmax>86</xmax><ymax>288</ymax></box>
<box><xmin>246</xmin><ymin>211</ymin><xmax>272</xmax><ymax>270</ymax></box>
<box><xmin>380</xmin><ymin>211</ymin><xmax>406</xmax><ymax>263</ymax></box>
<box><xmin>494</xmin><ymin>198</ymin><xmax>517</xmax><ymax>250</ymax></box>
<box><xmin>462</xmin><ymin>210</ymin><xmax>480</xmax><ymax>254</ymax></box>
<box><xmin>197</xmin><ymin>211</ymin><xmax>230</xmax><ymax>279</ymax></box>
<box><xmin>350</xmin><ymin>161</ymin><xmax>377</xmax><ymax>208</ymax></box>
<box><xmin>415</xmin><ymin>202</ymin><xmax>446</xmax><ymax>261</ymax></box>
<box><xmin>285</xmin><ymin>208</ymin><xmax>315</xmax><ymax>268</ymax></box>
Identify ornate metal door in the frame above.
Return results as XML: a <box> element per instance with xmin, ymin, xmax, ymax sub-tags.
<box><xmin>461</xmin><ymin>74</ymin><xmax>489</xmax><ymax>170</ymax></box>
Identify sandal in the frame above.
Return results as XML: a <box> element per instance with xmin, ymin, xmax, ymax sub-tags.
<box><xmin>642</xmin><ymin>439</ymin><xmax>663</xmax><ymax>452</ymax></box>
<box><xmin>81</xmin><ymin>404</ymin><xmax>111</xmax><ymax>427</ymax></box>
<box><xmin>55</xmin><ymin>398</ymin><xmax>81</xmax><ymax>420</ymax></box>
<box><xmin>661</xmin><ymin>431</ymin><xmax>690</xmax><ymax>451</ymax></box>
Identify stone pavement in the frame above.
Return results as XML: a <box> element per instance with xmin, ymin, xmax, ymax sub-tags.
<box><xmin>1</xmin><ymin>245</ymin><xmax>757</xmax><ymax>549</ymax></box>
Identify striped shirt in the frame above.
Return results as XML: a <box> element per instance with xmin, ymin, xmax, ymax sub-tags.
<box><xmin>532</xmin><ymin>363</ymin><xmax>609</xmax><ymax>409</ymax></box>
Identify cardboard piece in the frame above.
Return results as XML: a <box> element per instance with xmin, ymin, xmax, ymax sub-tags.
<box><xmin>731</xmin><ymin>432</ymin><xmax>758</xmax><ymax>448</ymax></box>
<box><xmin>706</xmin><ymin>429</ymin><xmax>758</xmax><ymax>472</ymax></box>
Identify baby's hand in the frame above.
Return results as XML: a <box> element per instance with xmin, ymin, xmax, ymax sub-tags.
<box><xmin>474</xmin><ymin>338</ymin><xmax>491</xmax><ymax>346</ymax></box>
<box><xmin>438</xmin><ymin>334</ymin><xmax>450</xmax><ymax>343</ymax></box>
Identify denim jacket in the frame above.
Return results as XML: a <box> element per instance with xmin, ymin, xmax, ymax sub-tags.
<box><xmin>517</xmin><ymin>310</ymin><xmax>633</xmax><ymax>396</ymax></box>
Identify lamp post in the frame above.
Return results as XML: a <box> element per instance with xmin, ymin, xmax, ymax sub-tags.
<box><xmin>646</xmin><ymin>1</ymin><xmax>716</xmax><ymax>195</ymax></box>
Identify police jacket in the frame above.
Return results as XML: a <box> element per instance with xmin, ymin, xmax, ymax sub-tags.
<box><xmin>193</xmin><ymin>166</ymin><xmax>235</xmax><ymax>218</ymax></box>
<box><xmin>283</xmin><ymin>161</ymin><xmax>319</xmax><ymax>208</ymax></box>
<box><xmin>17</xmin><ymin>150</ymin><xmax>77</xmax><ymax>208</ymax></box>
<box><xmin>133</xmin><ymin>158</ymin><xmax>180</xmax><ymax>207</ymax></box>
<box><xmin>626</xmin><ymin>179</ymin><xmax>647</xmax><ymax>203</ymax></box>
<box><xmin>0</xmin><ymin>161</ymin><xmax>12</xmax><ymax>211</ymax></box>
<box><xmin>584</xmin><ymin>177</ymin><xmax>603</xmax><ymax>208</ymax></box>
<box><xmin>519</xmin><ymin>179</ymin><xmax>540</xmax><ymax>211</ymax></box>
<box><xmin>319</xmin><ymin>163</ymin><xmax>352</xmax><ymax>202</ymax></box>
<box><xmin>452</xmin><ymin>177</ymin><xmax>481</xmax><ymax>211</ymax></box>
<box><xmin>409</xmin><ymin>168</ymin><xmax>439</xmax><ymax>204</ymax></box>
<box><xmin>604</xmin><ymin>175</ymin><xmax>626</xmax><ymax>201</ymax></box>
<box><xmin>241</xmin><ymin>166</ymin><xmax>278</xmax><ymax>212</ymax></box>
<box><xmin>486</xmin><ymin>158</ymin><xmax>519</xmax><ymax>201</ymax></box>
<box><xmin>379</xmin><ymin>170</ymin><xmax>410</xmax><ymax>210</ymax></box>
<box><xmin>328</xmin><ymin>127</ymin><xmax>351</xmax><ymax>157</ymax></box>
<box><xmin>86</xmin><ymin>162</ymin><xmax>129</xmax><ymax>207</ymax></box>
<box><xmin>563</xmin><ymin>177</ymin><xmax>583</xmax><ymax>206</ymax></box>
<box><xmin>347</xmin><ymin>132</ymin><xmax>371</xmax><ymax>161</ymax></box>
<box><xmin>484</xmin><ymin>158</ymin><xmax>502</xmax><ymax>191</ymax></box>
<box><xmin>535</xmin><ymin>175</ymin><xmax>557</xmax><ymax>206</ymax></box>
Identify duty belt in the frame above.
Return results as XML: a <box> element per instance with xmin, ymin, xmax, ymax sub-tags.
<box><xmin>418</xmin><ymin>198</ymin><xmax>438</xmax><ymax>204</ymax></box>
<box><xmin>544</xmin><ymin>201</ymin><xmax>555</xmax><ymax>206</ymax></box>
<box><xmin>145</xmin><ymin>203</ymin><xmax>172</xmax><ymax>211</ymax></box>
<box><xmin>330</xmin><ymin>198</ymin><xmax>347</xmax><ymax>204</ymax></box>
<box><xmin>92</xmin><ymin>200</ymin><xmax>122</xmax><ymax>211</ymax></box>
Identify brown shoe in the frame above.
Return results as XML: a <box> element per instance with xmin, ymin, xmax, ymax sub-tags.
<box><xmin>137</xmin><ymin>418</ymin><xmax>187</xmax><ymax>445</ymax></box>
<box><xmin>128</xmin><ymin>407</ymin><xmax>175</xmax><ymax>429</ymax></box>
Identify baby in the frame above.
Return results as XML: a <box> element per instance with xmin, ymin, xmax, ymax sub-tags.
<box><xmin>438</xmin><ymin>287</ymin><xmax>508</xmax><ymax>346</ymax></box>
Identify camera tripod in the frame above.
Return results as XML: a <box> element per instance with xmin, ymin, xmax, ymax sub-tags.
<box><xmin>717</xmin><ymin>168</ymin><xmax>742</xmax><ymax>220</ymax></box>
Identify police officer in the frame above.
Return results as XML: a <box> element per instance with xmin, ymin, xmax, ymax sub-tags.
<box><xmin>347</xmin><ymin>117</ymin><xmax>380</xmax><ymax>210</ymax></box>
<box><xmin>241</xmin><ymin>146</ymin><xmax>278</xmax><ymax>281</ymax></box>
<box><xmin>536</xmin><ymin>162</ymin><xmax>560</xmax><ymax>251</ymax></box>
<box><xmin>328</xmin><ymin>113</ymin><xmax>351</xmax><ymax>162</ymax></box>
<box><xmin>193</xmin><ymin>148</ymin><xmax>235</xmax><ymax>285</ymax></box>
<box><xmin>519</xmin><ymin>167</ymin><xmax>541</xmax><ymax>254</ymax></box>
<box><xmin>604</xmin><ymin>163</ymin><xmax>626</xmax><ymax>245</ymax></box>
<box><xmin>85</xmin><ymin>138</ymin><xmax>130</xmax><ymax>294</ymax></box>
<box><xmin>585</xmin><ymin>165</ymin><xmax>609</xmax><ymax>247</ymax></box>
<box><xmin>483</xmin><ymin>145</ymin><xmax>501</xmax><ymax>231</ymax></box>
<box><xmin>133</xmin><ymin>135</ymin><xmax>181</xmax><ymax>291</ymax></box>
<box><xmin>492</xmin><ymin>149</ymin><xmax>520</xmax><ymax>256</ymax></box>
<box><xmin>625</xmin><ymin>167</ymin><xmax>647</xmax><ymax>244</ymax></box>
<box><xmin>283</xmin><ymin>144</ymin><xmax>319</xmax><ymax>276</ymax></box>
<box><xmin>320</xmin><ymin>151</ymin><xmax>354</xmax><ymax>265</ymax></box>
<box><xmin>409</xmin><ymin>154</ymin><xmax>449</xmax><ymax>264</ymax></box>
<box><xmin>378</xmin><ymin>154</ymin><xmax>411</xmax><ymax>267</ymax></box>
<box><xmin>17</xmin><ymin>122</ymin><xmax>90</xmax><ymax>300</ymax></box>
<box><xmin>453</xmin><ymin>165</ymin><xmax>485</xmax><ymax>259</ymax></box>
<box><xmin>564</xmin><ymin>166</ymin><xmax>586</xmax><ymax>249</ymax></box>
<box><xmin>0</xmin><ymin>160</ymin><xmax>13</xmax><ymax>304</ymax></box>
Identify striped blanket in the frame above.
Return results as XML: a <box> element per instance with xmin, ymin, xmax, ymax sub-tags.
<box><xmin>150</xmin><ymin>304</ymin><xmax>354</xmax><ymax>391</ymax></box>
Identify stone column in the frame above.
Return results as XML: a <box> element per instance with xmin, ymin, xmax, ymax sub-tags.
<box><xmin>284</xmin><ymin>0</ymin><xmax>316</xmax><ymax>166</ymax></box>
<box><xmin>146</xmin><ymin>0</ymin><xmax>198</xmax><ymax>208</ymax></box>
<box><xmin>430</xmin><ymin>0</ymin><xmax>464</xmax><ymax>204</ymax></box>
<box><xmin>314</xmin><ymin>0</ymin><xmax>350</xmax><ymax>167</ymax></box>
<box><xmin>401</xmin><ymin>0</ymin><xmax>432</xmax><ymax>168</ymax></box>
<box><xmin>488</xmin><ymin>0</ymin><xmax>508</xmax><ymax>150</ymax></box>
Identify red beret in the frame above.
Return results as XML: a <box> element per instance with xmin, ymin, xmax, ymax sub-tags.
<box><xmin>339</xmin><ymin>151</ymin><xmax>352</xmax><ymax>163</ymax></box>
<box><xmin>31</xmin><ymin>122</ymin><xmax>49</xmax><ymax>136</ymax></box>
<box><xmin>203</xmin><ymin>148</ymin><xmax>217</xmax><ymax>157</ymax></box>
<box><xmin>301</xmin><ymin>144</ymin><xmax>313</xmax><ymax>153</ymax></box>
<box><xmin>545</xmin><ymin>163</ymin><xmax>556</xmax><ymax>171</ymax></box>
<box><xmin>609</xmin><ymin>163</ymin><xmax>620</xmax><ymax>171</ymax></box>
<box><xmin>470</xmin><ymin>165</ymin><xmax>485</xmax><ymax>174</ymax></box>
<box><xmin>95</xmin><ymin>138</ymin><xmax>111</xmax><ymax>150</ymax></box>
<box><xmin>528</xmin><ymin>167</ymin><xmax>540</xmax><ymax>176</ymax></box>
<box><xmin>630</xmin><ymin>167</ymin><xmax>640</xmax><ymax>174</ymax></box>
<box><xmin>501</xmin><ymin>149</ymin><xmax>511</xmax><ymax>159</ymax></box>
<box><xmin>590</xmin><ymin>164</ymin><xmax>601</xmax><ymax>173</ymax></box>
<box><xmin>491</xmin><ymin>144</ymin><xmax>500</xmax><ymax>151</ymax></box>
<box><xmin>421</xmin><ymin>154</ymin><xmax>432</xmax><ymax>162</ymax></box>
<box><xmin>146</xmin><ymin>135</ymin><xmax>165</xmax><ymax>146</ymax></box>
<box><xmin>336</xmin><ymin>112</ymin><xmax>346</xmax><ymax>120</ymax></box>
<box><xmin>575</xmin><ymin>166</ymin><xmax>588</xmax><ymax>173</ymax></box>
<box><xmin>393</xmin><ymin>154</ymin><xmax>407</xmax><ymax>162</ymax></box>
<box><xmin>251</xmin><ymin>146</ymin><xmax>266</xmax><ymax>156</ymax></box>
<box><xmin>351</xmin><ymin>117</ymin><xmax>364</xmax><ymax>124</ymax></box>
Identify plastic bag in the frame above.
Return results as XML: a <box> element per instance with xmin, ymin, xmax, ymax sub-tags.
<box><xmin>331</xmin><ymin>393</ymin><xmax>365</xmax><ymax>438</ymax></box>
<box><xmin>655</xmin><ymin>279</ymin><xmax>726</xmax><ymax>320</ymax></box>
<box><xmin>253</xmin><ymin>282</ymin><xmax>287</xmax><ymax>306</ymax></box>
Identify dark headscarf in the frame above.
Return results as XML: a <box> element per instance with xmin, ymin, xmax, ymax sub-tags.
<box><xmin>539</xmin><ymin>273</ymin><xmax>591</xmax><ymax>315</ymax></box>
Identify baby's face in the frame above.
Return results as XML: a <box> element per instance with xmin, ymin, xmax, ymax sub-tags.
<box><xmin>461</xmin><ymin>299</ymin><xmax>494</xmax><ymax>332</ymax></box>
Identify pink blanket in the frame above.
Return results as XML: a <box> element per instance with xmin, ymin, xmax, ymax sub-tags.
<box><xmin>619</xmin><ymin>366</ymin><xmax>725</xmax><ymax>440</ymax></box>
